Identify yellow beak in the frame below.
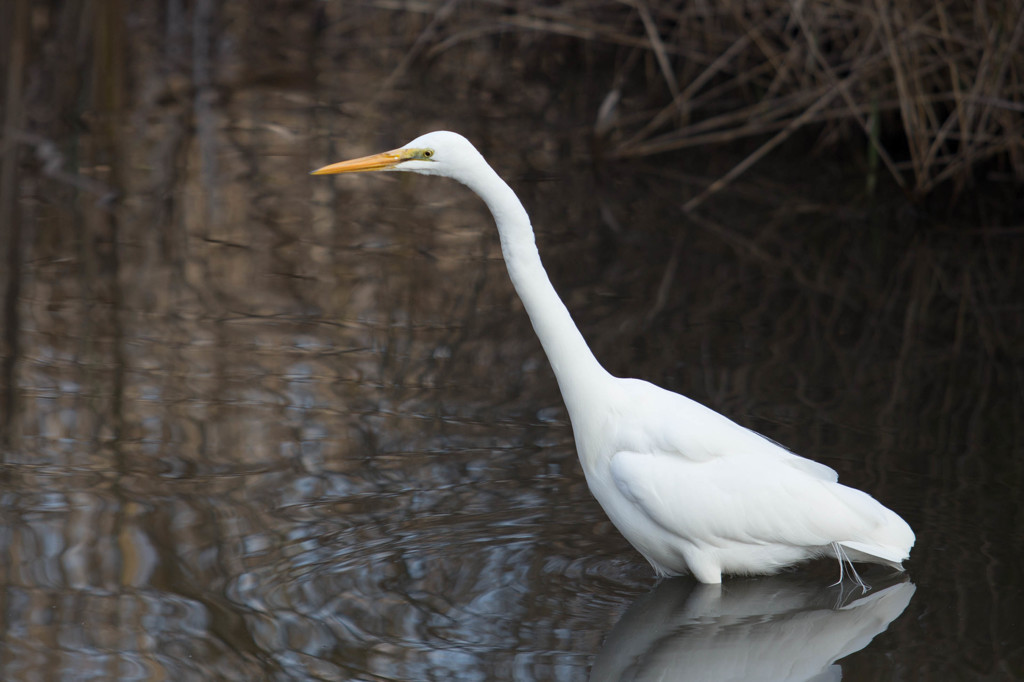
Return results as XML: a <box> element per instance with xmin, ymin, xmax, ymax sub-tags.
<box><xmin>310</xmin><ymin>149</ymin><xmax>408</xmax><ymax>175</ymax></box>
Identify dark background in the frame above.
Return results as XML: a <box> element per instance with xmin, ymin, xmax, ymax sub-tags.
<box><xmin>1</xmin><ymin>1</ymin><xmax>1021</xmax><ymax>679</ymax></box>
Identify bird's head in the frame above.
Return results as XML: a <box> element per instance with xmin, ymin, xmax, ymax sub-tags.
<box><xmin>311</xmin><ymin>131</ymin><xmax>482</xmax><ymax>180</ymax></box>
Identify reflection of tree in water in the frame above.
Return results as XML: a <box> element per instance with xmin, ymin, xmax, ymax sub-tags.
<box><xmin>0</xmin><ymin>2</ymin><xmax>1021</xmax><ymax>680</ymax></box>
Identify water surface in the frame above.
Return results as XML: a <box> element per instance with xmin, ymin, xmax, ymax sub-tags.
<box><xmin>1</xmin><ymin>3</ymin><xmax>1022</xmax><ymax>680</ymax></box>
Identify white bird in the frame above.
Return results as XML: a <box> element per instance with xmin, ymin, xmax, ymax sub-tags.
<box><xmin>312</xmin><ymin>131</ymin><xmax>915</xmax><ymax>585</ymax></box>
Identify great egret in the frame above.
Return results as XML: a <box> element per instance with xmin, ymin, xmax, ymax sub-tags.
<box><xmin>312</xmin><ymin>131</ymin><xmax>915</xmax><ymax>585</ymax></box>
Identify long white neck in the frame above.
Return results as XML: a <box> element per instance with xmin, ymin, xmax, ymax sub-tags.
<box><xmin>457</xmin><ymin>161</ymin><xmax>611</xmax><ymax>407</ymax></box>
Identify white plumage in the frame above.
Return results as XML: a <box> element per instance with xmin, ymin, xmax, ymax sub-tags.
<box><xmin>312</xmin><ymin>131</ymin><xmax>915</xmax><ymax>584</ymax></box>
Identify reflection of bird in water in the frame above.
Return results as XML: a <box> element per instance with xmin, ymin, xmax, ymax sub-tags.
<box><xmin>589</xmin><ymin>574</ymin><xmax>916</xmax><ymax>682</ymax></box>
<box><xmin>312</xmin><ymin>131</ymin><xmax>915</xmax><ymax>584</ymax></box>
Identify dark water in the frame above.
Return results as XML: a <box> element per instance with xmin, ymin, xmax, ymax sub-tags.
<box><xmin>2</xmin><ymin>3</ymin><xmax>1022</xmax><ymax>680</ymax></box>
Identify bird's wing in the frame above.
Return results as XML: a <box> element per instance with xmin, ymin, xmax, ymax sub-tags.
<box><xmin>656</xmin><ymin>412</ymin><xmax>840</xmax><ymax>482</ymax></box>
<box><xmin>617</xmin><ymin>379</ymin><xmax>838</xmax><ymax>481</ymax></box>
<box><xmin>608</xmin><ymin>450</ymin><xmax>888</xmax><ymax>549</ymax></box>
<box><xmin>777</xmin><ymin>453</ymin><xmax>839</xmax><ymax>482</ymax></box>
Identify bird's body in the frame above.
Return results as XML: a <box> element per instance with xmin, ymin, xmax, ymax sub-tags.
<box><xmin>571</xmin><ymin>377</ymin><xmax>912</xmax><ymax>582</ymax></box>
<box><xmin>312</xmin><ymin>131</ymin><xmax>915</xmax><ymax>584</ymax></box>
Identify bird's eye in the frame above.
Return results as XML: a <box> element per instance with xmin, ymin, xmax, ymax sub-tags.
<box><xmin>423</xmin><ymin>149</ymin><xmax>434</xmax><ymax>159</ymax></box>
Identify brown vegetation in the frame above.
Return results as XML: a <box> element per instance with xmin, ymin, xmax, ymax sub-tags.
<box><xmin>383</xmin><ymin>0</ymin><xmax>1024</xmax><ymax>205</ymax></box>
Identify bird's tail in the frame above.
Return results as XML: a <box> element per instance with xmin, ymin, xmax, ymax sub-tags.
<box><xmin>837</xmin><ymin>541</ymin><xmax>908</xmax><ymax>570</ymax></box>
